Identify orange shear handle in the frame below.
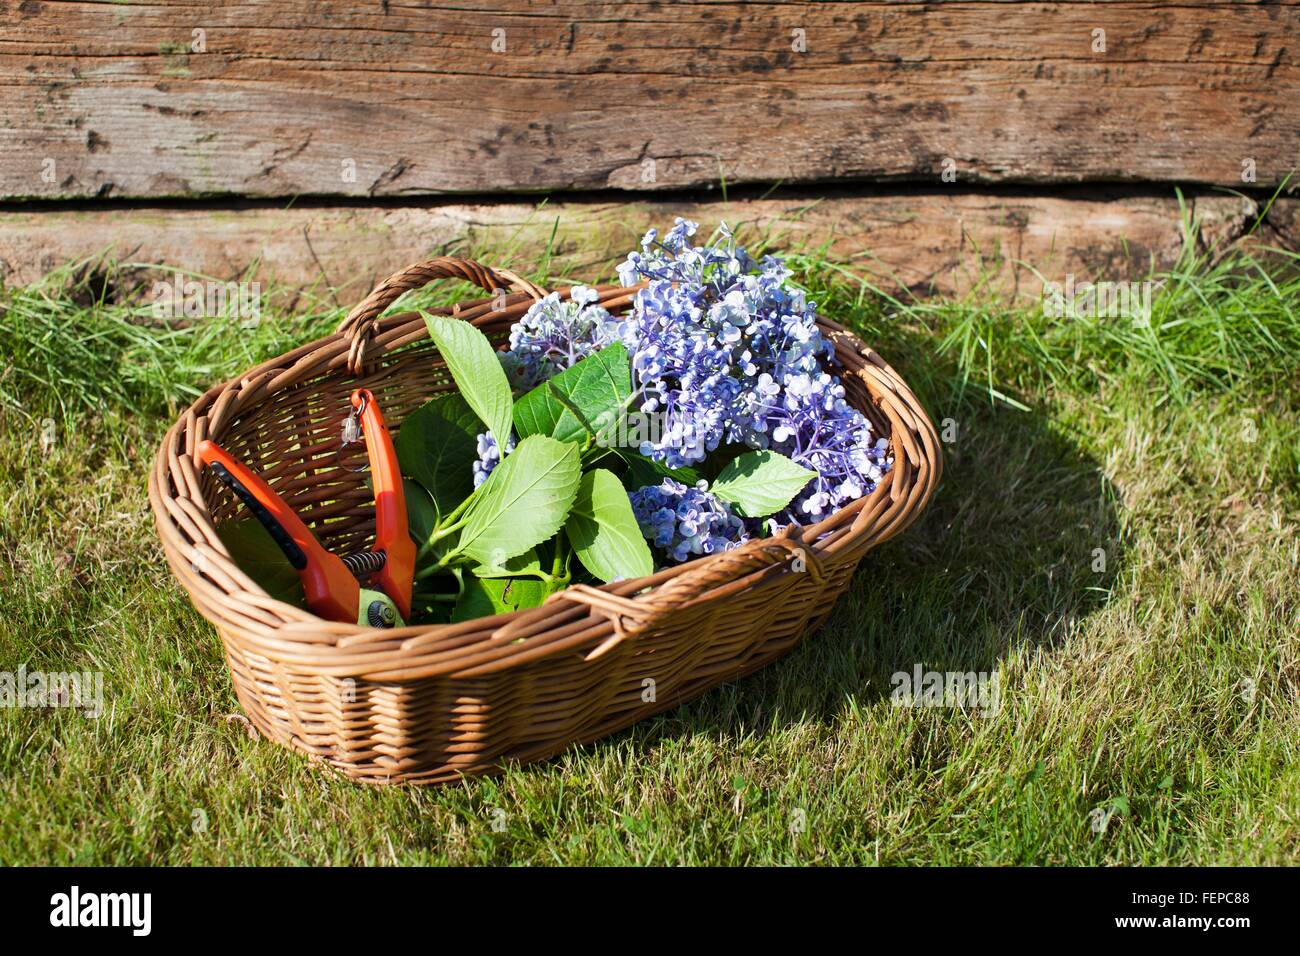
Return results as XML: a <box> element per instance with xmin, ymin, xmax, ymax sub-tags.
<box><xmin>195</xmin><ymin>439</ymin><xmax>360</xmax><ymax>623</ymax></box>
<box><xmin>352</xmin><ymin>389</ymin><xmax>414</xmax><ymax>621</ymax></box>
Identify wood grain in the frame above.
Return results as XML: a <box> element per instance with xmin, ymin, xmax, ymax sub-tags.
<box><xmin>2</xmin><ymin>191</ymin><xmax>1284</xmax><ymax>302</ymax></box>
<box><xmin>1</xmin><ymin>2</ymin><xmax>1296</xmax><ymax>200</ymax></box>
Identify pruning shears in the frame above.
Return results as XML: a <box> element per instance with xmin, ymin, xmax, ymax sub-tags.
<box><xmin>196</xmin><ymin>388</ymin><xmax>415</xmax><ymax>628</ymax></box>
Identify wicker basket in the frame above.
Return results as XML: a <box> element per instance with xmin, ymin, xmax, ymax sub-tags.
<box><xmin>149</xmin><ymin>257</ymin><xmax>941</xmax><ymax>785</ymax></box>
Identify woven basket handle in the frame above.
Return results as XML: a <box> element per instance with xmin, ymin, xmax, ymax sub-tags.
<box><xmin>337</xmin><ymin>256</ymin><xmax>548</xmax><ymax>374</ymax></box>
<box><xmin>503</xmin><ymin>528</ymin><xmax>826</xmax><ymax>661</ymax></box>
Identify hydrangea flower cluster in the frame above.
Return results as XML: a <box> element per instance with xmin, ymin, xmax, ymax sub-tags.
<box><xmin>481</xmin><ymin>286</ymin><xmax>612</xmax><ymax>485</ymax></box>
<box><xmin>629</xmin><ymin>479</ymin><xmax>750</xmax><ymax>563</ymax></box>
<box><xmin>498</xmin><ymin>219</ymin><xmax>891</xmax><ymax>525</ymax></box>
<box><xmin>616</xmin><ymin>219</ymin><xmax>756</xmax><ymax>298</ymax></box>
<box><xmin>607</xmin><ymin>277</ymin><xmax>741</xmax><ymax>468</ymax></box>
<box><xmin>500</xmin><ymin>285</ymin><xmax>621</xmax><ymax>390</ymax></box>
<box><xmin>619</xmin><ymin>221</ymin><xmax>890</xmax><ymax>520</ymax></box>
<box><xmin>759</xmin><ymin>372</ymin><xmax>892</xmax><ymax>515</ymax></box>
<box><xmin>472</xmin><ymin>430</ymin><xmax>514</xmax><ymax>487</ymax></box>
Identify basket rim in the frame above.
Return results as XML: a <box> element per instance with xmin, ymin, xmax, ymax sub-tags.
<box><xmin>149</xmin><ymin>271</ymin><xmax>941</xmax><ymax>678</ymax></box>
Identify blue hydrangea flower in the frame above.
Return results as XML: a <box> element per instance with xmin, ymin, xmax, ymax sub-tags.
<box><xmin>629</xmin><ymin>478</ymin><xmax>749</xmax><ymax>563</ymax></box>
<box><xmin>615</xmin><ymin>221</ymin><xmax>890</xmax><ymax>517</ymax></box>
<box><xmin>749</xmin><ymin>371</ymin><xmax>892</xmax><ymax>520</ymax></box>
<box><xmin>503</xmin><ymin>285</ymin><xmax>620</xmax><ymax>389</ymax></box>
<box><xmin>617</xmin><ymin>219</ymin><xmax>754</xmax><ymax>294</ymax></box>
<box><xmin>472</xmin><ymin>430</ymin><xmax>515</xmax><ymax>487</ymax></box>
<box><xmin>605</xmin><ymin>279</ymin><xmax>740</xmax><ymax>467</ymax></box>
<box><xmin>489</xmin><ymin>219</ymin><xmax>893</xmax><ymax>555</ymax></box>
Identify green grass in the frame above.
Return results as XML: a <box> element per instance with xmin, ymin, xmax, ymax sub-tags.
<box><xmin>0</xmin><ymin>221</ymin><xmax>1296</xmax><ymax>865</ymax></box>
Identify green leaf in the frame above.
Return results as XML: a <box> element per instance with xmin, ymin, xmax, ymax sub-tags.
<box><xmin>450</xmin><ymin>575</ymin><xmax>548</xmax><ymax>622</ymax></box>
<box><xmin>404</xmin><ymin>478</ymin><xmax>438</xmax><ymax>544</ymax></box>
<box><xmin>513</xmin><ymin>342</ymin><xmax>631</xmax><ymax>445</ymax></box>
<box><xmin>546</xmin><ymin>381</ymin><xmax>600</xmax><ymax>438</ymax></box>
<box><xmin>457</xmin><ymin>434</ymin><xmax>581</xmax><ymax>568</ymax></box>
<box><xmin>216</xmin><ymin>518</ymin><xmax>305</xmax><ymax>607</ymax></box>
<box><xmin>422</xmin><ymin>312</ymin><xmax>514</xmax><ymax>447</ymax></box>
<box><xmin>709</xmin><ymin>449</ymin><xmax>816</xmax><ymax>518</ymax></box>
<box><xmin>565</xmin><ymin>469</ymin><xmax>654</xmax><ymax>583</ymax></box>
<box><xmin>623</xmin><ymin>452</ymin><xmax>701</xmax><ymax>491</ymax></box>
<box><xmin>394</xmin><ymin>392</ymin><xmax>481</xmax><ymax>515</ymax></box>
<box><xmin>473</xmin><ymin>548</ymin><xmax>542</xmax><ymax>579</ymax></box>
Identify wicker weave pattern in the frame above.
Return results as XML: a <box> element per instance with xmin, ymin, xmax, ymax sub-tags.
<box><xmin>149</xmin><ymin>257</ymin><xmax>941</xmax><ymax>784</ymax></box>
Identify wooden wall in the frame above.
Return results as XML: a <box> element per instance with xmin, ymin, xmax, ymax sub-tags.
<box><xmin>1</xmin><ymin>1</ymin><xmax>1296</xmax><ymax>297</ymax></box>
<box><xmin>4</xmin><ymin>191</ymin><xmax>1293</xmax><ymax>302</ymax></box>
<box><xmin>4</xmin><ymin>0</ymin><xmax>1298</xmax><ymax>198</ymax></box>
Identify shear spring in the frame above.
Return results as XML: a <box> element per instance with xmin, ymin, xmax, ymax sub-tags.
<box><xmin>342</xmin><ymin>550</ymin><xmax>387</xmax><ymax>577</ymax></box>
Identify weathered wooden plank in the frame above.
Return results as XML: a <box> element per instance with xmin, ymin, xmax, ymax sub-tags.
<box><xmin>1</xmin><ymin>192</ymin><xmax>1283</xmax><ymax>302</ymax></box>
<box><xmin>0</xmin><ymin>2</ymin><xmax>1295</xmax><ymax>199</ymax></box>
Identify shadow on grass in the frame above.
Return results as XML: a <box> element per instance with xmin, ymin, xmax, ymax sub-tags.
<box><xmin>625</xmin><ymin>393</ymin><xmax>1126</xmax><ymax>741</ymax></box>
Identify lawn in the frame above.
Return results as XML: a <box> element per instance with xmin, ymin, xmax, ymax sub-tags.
<box><xmin>0</xmin><ymin>212</ymin><xmax>1296</xmax><ymax>865</ymax></box>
